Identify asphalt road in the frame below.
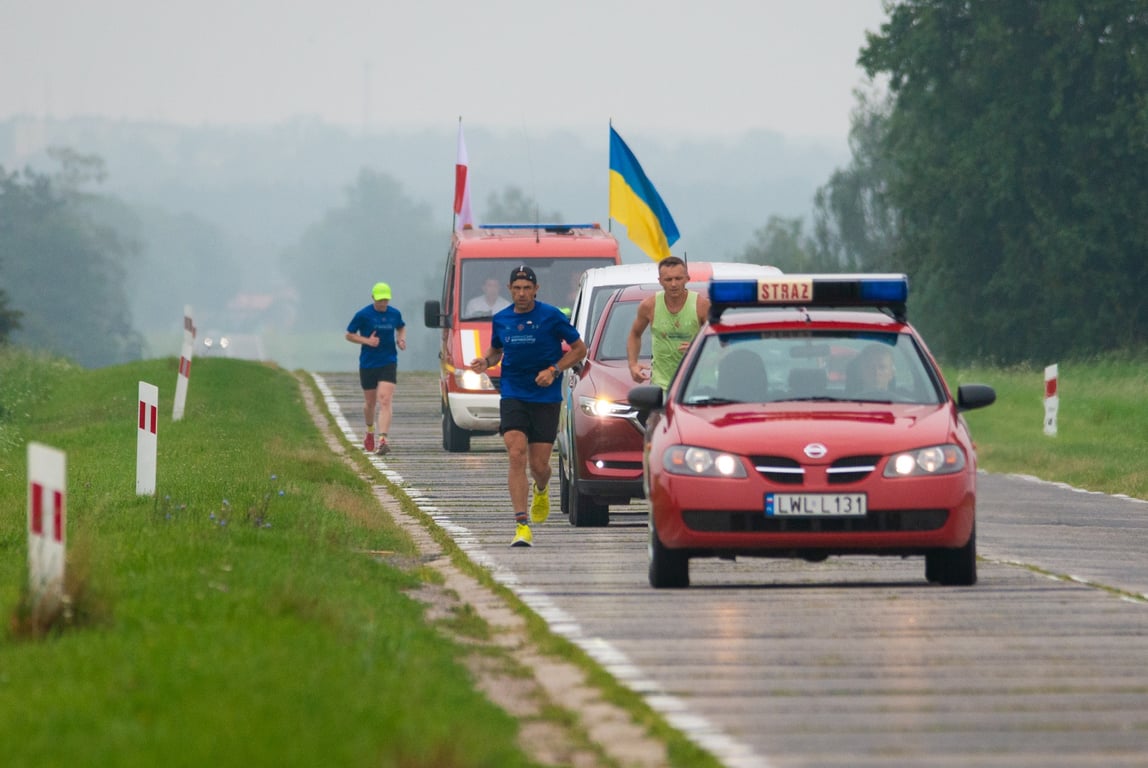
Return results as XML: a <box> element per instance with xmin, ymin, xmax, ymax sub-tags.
<box><xmin>314</xmin><ymin>370</ymin><xmax>1148</xmax><ymax>768</ymax></box>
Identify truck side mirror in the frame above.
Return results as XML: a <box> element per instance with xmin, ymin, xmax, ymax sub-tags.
<box><xmin>424</xmin><ymin>300</ymin><xmax>446</xmax><ymax>329</ymax></box>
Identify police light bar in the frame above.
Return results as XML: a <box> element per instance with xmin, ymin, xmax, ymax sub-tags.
<box><xmin>479</xmin><ymin>223</ymin><xmax>599</xmax><ymax>231</ymax></box>
<box><xmin>708</xmin><ymin>274</ymin><xmax>909</xmax><ymax>322</ymax></box>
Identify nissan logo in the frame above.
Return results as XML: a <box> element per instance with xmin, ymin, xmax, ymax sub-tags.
<box><xmin>804</xmin><ymin>443</ymin><xmax>828</xmax><ymax>459</ymax></box>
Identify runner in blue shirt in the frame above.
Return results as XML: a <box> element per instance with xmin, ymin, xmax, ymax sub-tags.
<box><xmin>469</xmin><ymin>265</ymin><xmax>587</xmax><ymax>547</ymax></box>
<box><xmin>345</xmin><ymin>281</ymin><xmax>406</xmax><ymax>455</ymax></box>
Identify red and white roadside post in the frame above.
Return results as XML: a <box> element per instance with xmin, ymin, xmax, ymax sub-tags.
<box><xmin>1044</xmin><ymin>363</ymin><xmax>1059</xmax><ymax>437</ymax></box>
<box><xmin>27</xmin><ymin>442</ymin><xmax>67</xmax><ymax>611</ymax></box>
<box><xmin>173</xmin><ymin>305</ymin><xmax>195</xmax><ymax>422</ymax></box>
<box><xmin>137</xmin><ymin>381</ymin><xmax>159</xmax><ymax>496</ymax></box>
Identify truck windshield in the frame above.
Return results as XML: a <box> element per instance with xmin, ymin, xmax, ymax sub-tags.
<box><xmin>460</xmin><ymin>257</ymin><xmax>616</xmax><ymax>320</ymax></box>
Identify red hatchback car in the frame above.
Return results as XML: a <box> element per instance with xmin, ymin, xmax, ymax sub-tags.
<box><xmin>629</xmin><ymin>274</ymin><xmax>996</xmax><ymax>588</ymax></box>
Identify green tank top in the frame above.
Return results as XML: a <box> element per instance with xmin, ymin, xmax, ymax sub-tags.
<box><xmin>651</xmin><ymin>291</ymin><xmax>699</xmax><ymax>388</ymax></box>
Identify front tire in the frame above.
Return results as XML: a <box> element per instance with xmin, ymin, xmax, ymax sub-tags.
<box><xmin>925</xmin><ymin>524</ymin><xmax>977</xmax><ymax>586</ymax></box>
<box><xmin>558</xmin><ymin>454</ymin><xmax>571</xmax><ymax>516</ymax></box>
<box><xmin>648</xmin><ymin>515</ymin><xmax>689</xmax><ymax>588</ymax></box>
<box><xmin>441</xmin><ymin>400</ymin><xmax>471</xmax><ymax>453</ymax></box>
<box><xmin>566</xmin><ymin>444</ymin><xmax>609</xmax><ymax>527</ymax></box>
<box><xmin>569</xmin><ymin>479</ymin><xmax>610</xmax><ymax>527</ymax></box>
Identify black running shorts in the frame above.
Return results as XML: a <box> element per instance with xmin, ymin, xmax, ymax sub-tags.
<box><xmin>499</xmin><ymin>399</ymin><xmax>561</xmax><ymax>443</ymax></box>
<box><xmin>359</xmin><ymin>364</ymin><xmax>397</xmax><ymax>389</ymax></box>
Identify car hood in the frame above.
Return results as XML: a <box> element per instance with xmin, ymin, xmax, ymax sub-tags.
<box><xmin>667</xmin><ymin>402</ymin><xmax>958</xmax><ymax>460</ymax></box>
<box><xmin>581</xmin><ymin>360</ymin><xmax>639</xmax><ymax>399</ymax></box>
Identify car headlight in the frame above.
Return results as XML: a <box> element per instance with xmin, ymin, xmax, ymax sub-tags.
<box><xmin>579</xmin><ymin>396</ymin><xmax>637</xmax><ymax>419</ymax></box>
<box><xmin>883</xmin><ymin>444</ymin><xmax>966</xmax><ymax>477</ymax></box>
<box><xmin>662</xmin><ymin>445</ymin><xmax>748</xmax><ymax>477</ymax></box>
<box><xmin>454</xmin><ymin>368</ymin><xmax>495</xmax><ymax>391</ymax></box>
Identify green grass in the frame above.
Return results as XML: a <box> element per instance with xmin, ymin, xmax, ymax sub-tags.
<box><xmin>0</xmin><ymin>353</ymin><xmax>539</xmax><ymax>768</ymax></box>
<box><xmin>950</xmin><ymin>351</ymin><xmax>1148</xmax><ymax>499</ymax></box>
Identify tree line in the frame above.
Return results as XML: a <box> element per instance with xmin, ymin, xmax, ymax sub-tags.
<box><xmin>741</xmin><ymin>0</ymin><xmax>1147</xmax><ymax>364</ymax></box>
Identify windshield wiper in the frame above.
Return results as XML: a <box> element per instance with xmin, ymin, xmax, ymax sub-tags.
<box><xmin>684</xmin><ymin>396</ymin><xmax>750</xmax><ymax>406</ymax></box>
<box><xmin>773</xmin><ymin>396</ymin><xmax>840</xmax><ymax>403</ymax></box>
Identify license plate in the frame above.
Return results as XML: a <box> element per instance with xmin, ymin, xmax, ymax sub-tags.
<box><xmin>765</xmin><ymin>493</ymin><xmax>867</xmax><ymax>517</ymax></box>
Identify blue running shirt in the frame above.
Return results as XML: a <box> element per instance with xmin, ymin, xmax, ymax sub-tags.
<box><xmin>490</xmin><ymin>302</ymin><xmax>580</xmax><ymax>403</ymax></box>
<box><xmin>346</xmin><ymin>304</ymin><xmax>405</xmax><ymax>368</ymax></box>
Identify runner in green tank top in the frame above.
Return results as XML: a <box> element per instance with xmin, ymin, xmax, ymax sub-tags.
<box><xmin>627</xmin><ymin>256</ymin><xmax>711</xmax><ymax>390</ymax></box>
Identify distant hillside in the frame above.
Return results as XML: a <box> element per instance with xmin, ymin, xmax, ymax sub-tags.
<box><xmin>1</xmin><ymin>117</ymin><xmax>849</xmax><ymax>370</ymax></box>
<box><xmin>1</xmin><ymin>116</ymin><xmax>847</xmax><ymax>263</ymax></box>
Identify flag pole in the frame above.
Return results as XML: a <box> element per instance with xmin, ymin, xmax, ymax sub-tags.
<box><xmin>452</xmin><ymin>116</ymin><xmax>461</xmax><ymax>232</ymax></box>
<box><xmin>606</xmin><ymin>118</ymin><xmax>613</xmax><ymax>235</ymax></box>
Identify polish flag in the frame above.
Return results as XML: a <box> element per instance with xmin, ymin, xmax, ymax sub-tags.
<box><xmin>454</xmin><ymin>121</ymin><xmax>475</xmax><ymax>230</ymax></box>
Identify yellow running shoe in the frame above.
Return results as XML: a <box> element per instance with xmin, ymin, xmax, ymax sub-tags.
<box><xmin>510</xmin><ymin>523</ymin><xmax>533</xmax><ymax>548</ymax></box>
<box><xmin>530</xmin><ymin>484</ymin><xmax>550</xmax><ymax>524</ymax></box>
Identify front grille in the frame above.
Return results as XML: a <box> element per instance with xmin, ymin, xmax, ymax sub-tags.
<box><xmin>826</xmin><ymin>455</ymin><xmax>880</xmax><ymax>484</ymax></box>
<box><xmin>751</xmin><ymin>456</ymin><xmax>803</xmax><ymax>484</ymax></box>
<box><xmin>751</xmin><ymin>454</ymin><xmax>881</xmax><ymax>485</ymax></box>
<box><xmin>681</xmin><ymin>509</ymin><xmax>948</xmax><ymax>533</ymax></box>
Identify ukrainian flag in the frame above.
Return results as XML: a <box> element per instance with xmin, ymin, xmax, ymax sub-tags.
<box><xmin>609</xmin><ymin>126</ymin><xmax>680</xmax><ymax>261</ymax></box>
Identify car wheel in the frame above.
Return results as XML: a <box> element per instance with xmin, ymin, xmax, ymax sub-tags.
<box><xmin>441</xmin><ymin>400</ymin><xmax>471</xmax><ymax>453</ymax></box>
<box><xmin>648</xmin><ymin>515</ymin><xmax>689</xmax><ymax>588</ymax></box>
<box><xmin>558</xmin><ymin>454</ymin><xmax>571</xmax><ymax>516</ymax></box>
<box><xmin>925</xmin><ymin>524</ymin><xmax>977</xmax><ymax>586</ymax></box>
<box><xmin>566</xmin><ymin>444</ymin><xmax>609</xmax><ymax>527</ymax></box>
<box><xmin>569</xmin><ymin>480</ymin><xmax>610</xmax><ymax>527</ymax></box>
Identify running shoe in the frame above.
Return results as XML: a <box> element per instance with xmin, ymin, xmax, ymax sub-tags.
<box><xmin>530</xmin><ymin>485</ymin><xmax>550</xmax><ymax>524</ymax></box>
<box><xmin>510</xmin><ymin>523</ymin><xmax>533</xmax><ymax>548</ymax></box>
<box><xmin>376</xmin><ymin>437</ymin><xmax>390</xmax><ymax>456</ymax></box>
<box><xmin>363</xmin><ymin>433</ymin><xmax>375</xmax><ymax>452</ymax></box>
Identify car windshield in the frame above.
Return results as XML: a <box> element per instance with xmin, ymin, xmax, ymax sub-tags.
<box><xmin>679</xmin><ymin>330</ymin><xmax>945</xmax><ymax>405</ymax></box>
<box><xmin>459</xmin><ymin>257</ymin><xmax>615</xmax><ymax>321</ymax></box>
<box><xmin>594</xmin><ymin>300</ymin><xmax>651</xmax><ymax>360</ymax></box>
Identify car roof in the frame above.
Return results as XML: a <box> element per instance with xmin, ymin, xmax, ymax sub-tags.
<box><xmin>580</xmin><ymin>260</ymin><xmax>781</xmax><ymax>289</ymax></box>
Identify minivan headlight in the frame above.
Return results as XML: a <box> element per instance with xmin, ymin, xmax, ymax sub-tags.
<box><xmin>454</xmin><ymin>369</ymin><xmax>495</xmax><ymax>391</ymax></box>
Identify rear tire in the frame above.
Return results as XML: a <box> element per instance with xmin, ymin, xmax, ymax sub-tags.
<box><xmin>441</xmin><ymin>401</ymin><xmax>471</xmax><ymax>453</ymax></box>
<box><xmin>648</xmin><ymin>516</ymin><xmax>689</xmax><ymax>588</ymax></box>
<box><xmin>925</xmin><ymin>524</ymin><xmax>977</xmax><ymax>586</ymax></box>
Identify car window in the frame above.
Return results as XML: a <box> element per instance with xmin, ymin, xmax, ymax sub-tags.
<box><xmin>680</xmin><ymin>330</ymin><xmax>944</xmax><ymax>405</ymax></box>
<box><xmin>595</xmin><ymin>301</ymin><xmax>650</xmax><ymax>360</ymax></box>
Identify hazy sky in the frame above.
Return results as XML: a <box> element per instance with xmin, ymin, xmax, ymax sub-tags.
<box><xmin>2</xmin><ymin>0</ymin><xmax>888</xmax><ymax>142</ymax></box>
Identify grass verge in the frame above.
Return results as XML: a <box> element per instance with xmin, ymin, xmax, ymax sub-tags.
<box><xmin>951</xmin><ymin>350</ymin><xmax>1148</xmax><ymax>499</ymax></box>
<box><xmin>0</xmin><ymin>353</ymin><xmax>541</xmax><ymax>768</ymax></box>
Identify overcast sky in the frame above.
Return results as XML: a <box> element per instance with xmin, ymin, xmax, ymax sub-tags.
<box><xmin>1</xmin><ymin>0</ymin><xmax>888</xmax><ymax>142</ymax></box>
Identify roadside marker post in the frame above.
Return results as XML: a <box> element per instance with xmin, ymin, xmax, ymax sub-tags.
<box><xmin>137</xmin><ymin>381</ymin><xmax>159</xmax><ymax>495</ymax></box>
<box><xmin>1044</xmin><ymin>363</ymin><xmax>1059</xmax><ymax>437</ymax></box>
<box><xmin>27</xmin><ymin>442</ymin><xmax>67</xmax><ymax>611</ymax></box>
<box><xmin>173</xmin><ymin>306</ymin><xmax>195</xmax><ymax>422</ymax></box>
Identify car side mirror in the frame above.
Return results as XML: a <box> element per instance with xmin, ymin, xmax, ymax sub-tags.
<box><xmin>424</xmin><ymin>300</ymin><xmax>446</xmax><ymax>329</ymax></box>
<box><xmin>628</xmin><ymin>385</ymin><xmax>664</xmax><ymax>412</ymax></box>
<box><xmin>956</xmin><ymin>383</ymin><xmax>996</xmax><ymax>412</ymax></box>
<box><xmin>628</xmin><ymin>384</ymin><xmax>663</xmax><ymax>428</ymax></box>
